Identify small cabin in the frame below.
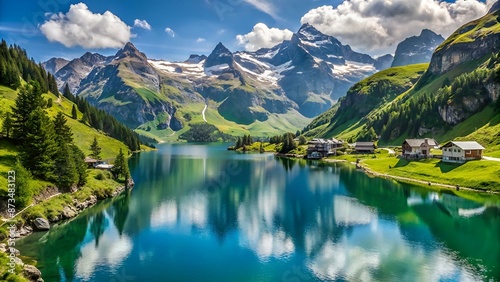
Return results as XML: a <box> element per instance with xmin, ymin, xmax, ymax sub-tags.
<box><xmin>402</xmin><ymin>138</ymin><xmax>438</xmax><ymax>158</ymax></box>
<box><xmin>355</xmin><ymin>142</ymin><xmax>375</xmax><ymax>153</ymax></box>
<box><xmin>441</xmin><ymin>141</ymin><xmax>485</xmax><ymax>163</ymax></box>
<box><xmin>84</xmin><ymin>157</ymin><xmax>114</xmax><ymax>170</ymax></box>
<box><xmin>306</xmin><ymin>138</ymin><xmax>343</xmax><ymax>159</ymax></box>
<box><xmin>84</xmin><ymin>157</ymin><xmax>99</xmax><ymax>168</ymax></box>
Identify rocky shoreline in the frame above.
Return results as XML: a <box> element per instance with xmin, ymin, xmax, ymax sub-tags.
<box><xmin>1</xmin><ymin>178</ymin><xmax>134</xmax><ymax>282</ymax></box>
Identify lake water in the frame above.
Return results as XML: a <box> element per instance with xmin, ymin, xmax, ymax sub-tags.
<box><xmin>17</xmin><ymin>143</ymin><xmax>500</xmax><ymax>282</ymax></box>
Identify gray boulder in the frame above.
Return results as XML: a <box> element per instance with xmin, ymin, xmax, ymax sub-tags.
<box><xmin>33</xmin><ymin>218</ymin><xmax>50</xmax><ymax>231</ymax></box>
<box><xmin>24</xmin><ymin>264</ymin><xmax>42</xmax><ymax>281</ymax></box>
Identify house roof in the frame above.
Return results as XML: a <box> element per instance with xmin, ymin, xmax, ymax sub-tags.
<box><xmin>355</xmin><ymin>142</ymin><xmax>375</xmax><ymax>147</ymax></box>
<box><xmin>443</xmin><ymin>141</ymin><xmax>485</xmax><ymax>150</ymax></box>
<box><xmin>404</xmin><ymin>138</ymin><xmax>438</xmax><ymax>147</ymax></box>
<box><xmin>84</xmin><ymin>157</ymin><xmax>98</xmax><ymax>163</ymax></box>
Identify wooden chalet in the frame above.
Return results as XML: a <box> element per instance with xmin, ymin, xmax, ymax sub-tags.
<box><xmin>402</xmin><ymin>138</ymin><xmax>438</xmax><ymax>158</ymax></box>
<box><xmin>354</xmin><ymin>142</ymin><xmax>375</xmax><ymax>153</ymax></box>
<box><xmin>307</xmin><ymin>138</ymin><xmax>343</xmax><ymax>159</ymax></box>
<box><xmin>442</xmin><ymin>141</ymin><xmax>485</xmax><ymax>163</ymax></box>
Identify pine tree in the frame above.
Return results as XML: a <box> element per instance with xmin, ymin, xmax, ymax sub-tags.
<box><xmin>11</xmin><ymin>81</ymin><xmax>44</xmax><ymax>142</ymax></box>
<box><xmin>21</xmin><ymin>108</ymin><xmax>57</xmax><ymax>180</ymax></box>
<box><xmin>259</xmin><ymin>142</ymin><xmax>264</xmax><ymax>153</ymax></box>
<box><xmin>236</xmin><ymin>137</ymin><xmax>242</xmax><ymax>149</ymax></box>
<box><xmin>54</xmin><ymin>142</ymin><xmax>78</xmax><ymax>191</ymax></box>
<box><xmin>70</xmin><ymin>144</ymin><xmax>88</xmax><ymax>186</ymax></box>
<box><xmin>53</xmin><ymin>112</ymin><xmax>73</xmax><ymax>144</ymax></box>
<box><xmin>2</xmin><ymin>112</ymin><xmax>12</xmax><ymax>138</ymax></box>
<box><xmin>111</xmin><ymin>148</ymin><xmax>130</xmax><ymax>181</ymax></box>
<box><xmin>280</xmin><ymin>133</ymin><xmax>297</xmax><ymax>153</ymax></box>
<box><xmin>299</xmin><ymin>135</ymin><xmax>307</xmax><ymax>145</ymax></box>
<box><xmin>13</xmin><ymin>159</ymin><xmax>33</xmax><ymax>208</ymax></box>
<box><xmin>71</xmin><ymin>104</ymin><xmax>78</xmax><ymax>119</ymax></box>
<box><xmin>89</xmin><ymin>136</ymin><xmax>102</xmax><ymax>160</ymax></box>
<box><xmin>63</xmin><ymin>83</ymin><xmax>74</xmax><ymax>100</ymax></box>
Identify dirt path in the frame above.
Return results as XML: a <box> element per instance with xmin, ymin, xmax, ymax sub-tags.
<box><xmin>0</xmin><ymin>193</ymin><xmax>62</xmax><ymax>226</ymax></box>
<box><xmin>381</xmin><ymin>148</ymin><xmax>396</xmax><ymax>155</ymax></box>
<box><xmin>202</xmin><ymin>104</ymin><xmax>208</xmax><ymax>123</ymax></box>
<box><xmin>483</xmin><ymin>156</ymin><xmax>500</xmax><ymax>162</ymax></box>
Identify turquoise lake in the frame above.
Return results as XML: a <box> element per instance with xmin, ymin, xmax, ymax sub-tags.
<box><xmin>17</xmin><ymin>143</ymin><xmax>500</xmax><ymax>281</ymax></box>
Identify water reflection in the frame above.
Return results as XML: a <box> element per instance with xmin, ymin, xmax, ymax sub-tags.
<box><xmin>16</xmin><ymin>143</ymin><xmax>500</xmax><ymax>281</ymax></box>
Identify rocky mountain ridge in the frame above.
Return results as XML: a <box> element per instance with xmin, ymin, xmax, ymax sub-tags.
<box><xmin>392</xmin><ymin>29</ymin><xmax>444</xmax><ymax>67</ymax></box>
<box><xmin>44</xmin><ymin>24</ymin><xmax>391</xmax><ymax>139</ymax></box>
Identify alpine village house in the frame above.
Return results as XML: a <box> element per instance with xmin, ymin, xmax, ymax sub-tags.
<box><xmin>441</xmin><ymin>141</ymin><xmax>485</xmax><ymax>163</ymax></box>
<box><xmin>307</xmin><ymin>138</ymin><xmax>343</xmax><ymax>159</ymax></box>
<box><xmin>402</xmin><ymin>138</ymin><xmax>438</xmax><ymax>158</ymax></box>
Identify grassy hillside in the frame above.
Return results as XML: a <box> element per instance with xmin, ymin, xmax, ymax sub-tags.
<box><xmin>0</xmin><ymin>85</ymin><xmax>130</xmax><ymax>196</ymax></box>
<box><xmin>439</xmin><ymin>106</ymin><xmax>500</xmax><ymax>157</ymax></box>
<box><xmin>303</xmin><ymin>63</ymin><xmax>428</xmax><ymax>139</ymax></box>
<box><xmin>436</xmin><ymin>10</ymin><xmax>500</xmax><ymax>52</ymax></box>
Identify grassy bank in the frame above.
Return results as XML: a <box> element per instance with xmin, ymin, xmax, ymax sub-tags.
<box><xmin>325</xmin><ymin>150</ymin><xmax>500</xmax><ymax>192</ymax></box>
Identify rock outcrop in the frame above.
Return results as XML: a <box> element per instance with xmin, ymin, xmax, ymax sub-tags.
<box><xmin>428</xmin><ymin>11</ymin><xmax>500</xmax><ymax>75</ymax></box>
<box><xmin>33</xmin><ymin>218</ymin><xmax>50</xmax><ymax>231</ymax></box>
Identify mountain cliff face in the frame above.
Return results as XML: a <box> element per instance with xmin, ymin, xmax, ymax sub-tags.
<box><xmin>42</xmin><ymin>57</ymin><xmax>69</xmax><ymax>75</ymax></box>
<box><xmin>392</xmin><ymin>29</ymin><xmax>444</xmax><ymax>67</ymax></box>
<box><xmin>303</xmin><ymin>8</ymin><xmax>500</xmax><ymax>145</ymax></box>
<box><xmin>429</xmin><ymin>10</ymin><xmax>500</xmax><ymax>75</ymax></box>
<box><xmin>374</xmin><ymin>54</ymin><xmax>394</xmax><ymax>70</ymax></box>
<box><xmin>77</xmin><ymin>43</ymin><xmax>181</xmax><ymax>131</ymax></box>
<box><xmin>53</xmin><ymin>52</ymin><xmax>108</xmax><ymax>93</ymax></box>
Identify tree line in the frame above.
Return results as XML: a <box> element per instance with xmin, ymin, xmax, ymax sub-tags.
<box><xmin>62</xmin><ymin>84</ymin><xmax>142</xmax><ymax>151</ymax></box>
<box><xmin>0</xmin><ymin>39</ymin><xmax>58</xmax><ymax>94</ymax></box>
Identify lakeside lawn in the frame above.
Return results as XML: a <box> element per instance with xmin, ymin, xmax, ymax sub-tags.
<box><xmin>361</xmin><ymin>155</ymin><xmax>500</xmax><ymax>191</ymax></box>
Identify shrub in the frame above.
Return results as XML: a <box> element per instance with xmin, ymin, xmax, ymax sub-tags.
<box><xmin>95</xmin><ymin>172</ymin><xmax>105</xmax><ymax>180</ymax></box>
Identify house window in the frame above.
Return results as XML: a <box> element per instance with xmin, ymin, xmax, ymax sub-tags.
<box><xmin>466</xmin><ymin>150</ymin><xmax>471</xmax><ymax>154</ymax></box>
<box><xmin>458</xmin><ymin>149</ymin><xmax>461</xmax><ymax>152</ymax></box>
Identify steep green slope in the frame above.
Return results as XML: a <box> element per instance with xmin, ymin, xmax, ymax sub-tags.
<box><xmin>303</xmin><ymin>64</ymin><xmax>428</xmax><ymax>139</ymax></box>
<box><xmin>0</xmin><ymin>85</ymin><xmax>129</xmax><ymax>195</ymax></box>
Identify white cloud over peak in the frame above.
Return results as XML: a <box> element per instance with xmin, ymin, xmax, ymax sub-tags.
<box><xmin>236</xmin><ymin>23</ymin><xmax>293</xmax><ymax>51</ymax></box>
<box><xmin>134</xmin><ymin>19</ymin><xmax>151</xmax><ymax>30</ymax></box>
<box><xmin>196</xmin><ymin>37</ymin><xmax>206</xmax><ymax>43</ymax></box>
<box><xmin>301</xmin><ymin>0</ymin><xmax>495</xmax><ymax>55</ymax></box>
<box><xmin>165</xmin><ymin>27</ymin><xmax>175</xmax><ymax>37</ymax></box>
<box><xmin>40</xmin><ymin>3</ymin><xmax>131</xmax><ymax>49</ymax></box>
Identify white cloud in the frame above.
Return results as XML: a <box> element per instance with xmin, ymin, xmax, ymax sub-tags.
<box><xmin>134</xmin><ymin>19</ymin><xmax>151</xmax><ymax>30</ymax></box>
<box><xmin>165</xmin><ymin>27</ymin><xmax>175</xmax><ymax>37</ymax></box>
<box><xmin>236</xmin><ymin>23</ymin><xmax>293</xmax><ymax>51</ymax></box>
<box><xmin>244</xmin><ymin>0</ymin><xmax>280</xmax><ymax>19</ymax></box>
<box><xmin>301</xmin><ymin>0</ymin><xmax>494</xmax><ymax>55</ymax></box>
<box><xmin>196</xmin><ymin>37</ymin><xmax>206</xmax><ymax>43</ymax></box>
<box><xmin>40</xmin><ymin>2</ymin><xmax>131</xmax><ymax>49</ymax></box>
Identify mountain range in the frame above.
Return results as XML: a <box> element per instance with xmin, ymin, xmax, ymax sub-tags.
<box><xmin>43</xmin><ymin>24</ymin><xmax>444</xmax><ymax>141</ymax></box>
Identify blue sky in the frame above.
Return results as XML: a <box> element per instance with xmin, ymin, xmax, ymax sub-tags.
<box><xmin>0</xmin><ymin>0</ymin><xmax>494</xmax><ymax>62</ymax></box>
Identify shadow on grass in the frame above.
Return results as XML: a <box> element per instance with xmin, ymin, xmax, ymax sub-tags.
<box><xmin>0</xmin><ymin>154</ymin><xmax>16</xmax><ymax>168</ymax></box>
<box><xmin>394</xmin><ymin>158</ymin><xmax>410</xmax><ymax>168</ymax></box>
<box><xmin>434</xmin><ymin>161</ymin><xmax>464</xmax><ymax>173</ymax></box>
<box><xmin>489</xmin><ymin>110</ymin><xmax>500</xmax><ymax>126</ymax></box>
